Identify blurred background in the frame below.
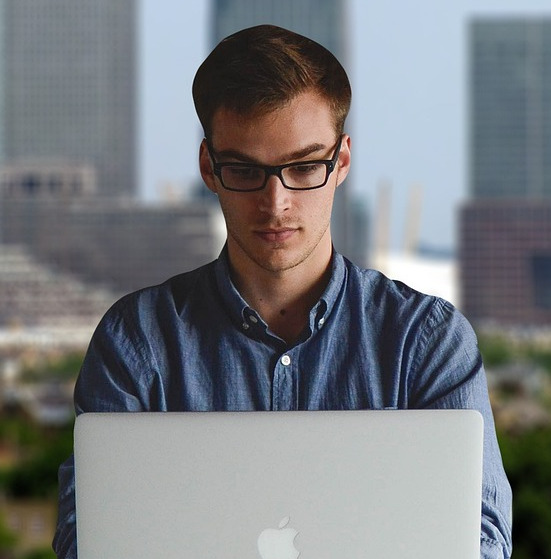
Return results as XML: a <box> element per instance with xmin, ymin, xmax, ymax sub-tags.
<box><xmin>0</xmin><ymin>0</ymin><xmax>550</xmax><ymax>557</ymax></box>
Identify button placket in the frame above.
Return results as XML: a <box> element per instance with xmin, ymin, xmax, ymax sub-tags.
<box><xmin>272</xmin><ymin>351</ymin><xmax>297</xmax><ymax>411</ymax></box>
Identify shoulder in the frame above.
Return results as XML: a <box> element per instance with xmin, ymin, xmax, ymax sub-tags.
<box><xmin>99</xmin><ymin>259</ymin><xmax>218</xmax><ymax>333</ymax></box>
<box><xmin>343</xmin><ymin>256</ymin><xmax>441</xmax><ymax>311</ymax></box>
<box><xmin>342</xmin><ymin>255</ymin><xmax>471</xmax><ymax>336</ymax></box>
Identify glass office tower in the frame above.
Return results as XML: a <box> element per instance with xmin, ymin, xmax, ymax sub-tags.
<box><xmin>461</xmin><ymin>17</ymin><xmax>551</xmax><ymax>327</ymax></box>
<box><xmin>0</xmin><ymin>0</ymin><xmax>137</xmax><ymax>197</ymax></box>
<box><xmin>470</xmin><ymin>18</ymin><xmax>551</xmax><ymax>199</ymax></box>
<box><xmin>212</xmin><ymin>0</ymin><xmax>347</xmax><ymax>60</ymax></box>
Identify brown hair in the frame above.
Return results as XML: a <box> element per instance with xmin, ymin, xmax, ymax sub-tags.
<box><xmin>192</xmin><ymin>24</ymin><xmax>351</xmax><ymax>139</ymax></box>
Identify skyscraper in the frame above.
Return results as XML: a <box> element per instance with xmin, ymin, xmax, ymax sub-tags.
<box><xmin>460</xmin><ymin>17</ymin><xmax>551</xmax><ymax>328</ymax></box>
<box><xmin>209</xmin><ymin>0</ymin><xmax>368</xmax><ymax>265</ymax></box>
<box><xmin>470</xmin><ymin>18</ymin><xmax>551</xmax><ymax>199</ymax></box>
<box><xmin>212</xmin><ymin>0</ymin><xmax>347</xmax><ymax>59</ymax></box>
<box><xmin>0</xmin><ymin>0</ymin><xmax>226</xmax><ymax>304</ymax></box>
<box><xmin>0</xmin><ymin>0</ymin><xmax>137</xmax><ymax>197</ymax></box>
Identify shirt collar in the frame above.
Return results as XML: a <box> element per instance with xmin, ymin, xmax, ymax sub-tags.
<box><xmin>214</xmin><ymin>246</ymin><xmax>257</xmax><ymax>331</ymax></box>
<box><xmin>214</xmin><ymin>245</ymin><xmax>347</xmax><ymax>337</ymax></box>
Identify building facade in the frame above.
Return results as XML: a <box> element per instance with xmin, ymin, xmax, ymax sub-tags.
<box><xmin>212</xmin><ymin>0</ymin><xmax>347</xmax><ymax>58</ymax></box>
<box><xmin>0</xmin><ymin>0</ymin><xmax>137</xmax><ymax>197</ymax></box>
<box><xmin>469</xmin><ymin>18</ymin><xmax>551</xmax><ymax>199</ymax></box>
<box><xmin>461</xmin><ymin>18</ymin><xmax>551</xmax><ymax>328</ymax></box>
<box><xmin>460</xmin><ymin>201</ymin><xmax>551</xmax><ymax>326</ymax></box>
<box><xmin>0</xmin><ymin>0</ymin><xmax>227</xmax><ymax>305</ymax></box>
<box><xmin>0</xmin><ymin>183</ymin><xmax>225</xmax><ymax>297</ymax></box>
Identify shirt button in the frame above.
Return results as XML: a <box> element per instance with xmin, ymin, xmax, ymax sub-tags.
<box><xmin>249</xmin><ymin>315</ymin><xmax>258</xmax><ymax>324</ymax></box>
<box><xmin>318</xmin><ymin>317</ymin><xmax>325</xmax><ymax>328</ymax></box>
<box><xmin>242</xmin><ymin>322</ymin><xmax>250</xmax><ymax>330</ymax></box>
<box><xmin>281</xmin><ymin>354</ymin><xmax>291</xmax><ymax>366</ymax></box>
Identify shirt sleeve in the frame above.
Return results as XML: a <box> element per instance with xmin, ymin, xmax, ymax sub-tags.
<box><xmin>407</xmin><ymin>298</ymin><xmax>513</xmax><ymax>559</ymax></box>
<box><xmin>53</xmin><ymin>300</ymin><xmax>150</xmax><ymax>559</ymax></box>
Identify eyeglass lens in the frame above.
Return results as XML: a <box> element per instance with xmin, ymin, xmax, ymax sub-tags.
<box><xmin>220</xmin><ymin>162</ymin><xmax>329</xmax><ymax>191</ymax></box>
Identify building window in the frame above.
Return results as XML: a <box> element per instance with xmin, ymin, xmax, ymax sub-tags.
<box><xmin>22</xmin><ymin>174</ymin><xmax>40</xmax><ymax>194</ymax></box>
<box><xmin>49</xmin><ymin>175</ymin><xmax>62</xmax><ymax>193</ymax></box>
<box><xmin>532</xmin><ymin>255</ymin><xmax>551</xmax><ymax>309</ymax></box>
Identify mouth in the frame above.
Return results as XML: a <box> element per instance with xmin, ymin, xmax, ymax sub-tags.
<box><xmin>255</xmin><ymin>227</ymin><xmax>297</xmax><ymax>243</ymax></box>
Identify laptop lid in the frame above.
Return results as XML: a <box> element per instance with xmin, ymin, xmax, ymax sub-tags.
<box><xmin>74</xmin><ymin>410</ymin><xmax>483</xmax><ymax>559</ymax></box>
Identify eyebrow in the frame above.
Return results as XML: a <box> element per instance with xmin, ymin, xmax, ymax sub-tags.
<box><xmin>213</xmin><ymin>142</ymin><xmax>329</xmax><ymax>164</ymax></box>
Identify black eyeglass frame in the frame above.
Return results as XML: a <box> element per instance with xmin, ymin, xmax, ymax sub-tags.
<box><xmin>206</xmin><ymin>135</ymin><xmax>344</xmax><ymax>192</ymax></box>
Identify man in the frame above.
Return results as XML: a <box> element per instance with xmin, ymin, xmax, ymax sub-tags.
<box><xmin>53</xmin><ymin>24</ymin><xmax>512</xmax><ymax>558</ymax></box>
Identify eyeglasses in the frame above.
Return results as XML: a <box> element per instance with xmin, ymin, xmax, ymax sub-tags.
<box><xmin>206</xmin><ymin>135</ymin><xmax>343</xmax><ymax>192</ymax></box>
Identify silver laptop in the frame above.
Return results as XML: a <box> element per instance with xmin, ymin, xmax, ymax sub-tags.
<box><xmin>74</xmin><ymin>410</ymin><xmax>483</xmax><ymax>559</ymax></box>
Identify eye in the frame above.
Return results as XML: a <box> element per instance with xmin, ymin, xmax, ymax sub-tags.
<box><xmin>288</xmin><ymin>163</ymin><xmax>324</xmax><ymax>175</ymax></box>
<box><xmin>225</xmin><ymin>166</ymin><xmax>263</xmax><ymax>181</ymax></box>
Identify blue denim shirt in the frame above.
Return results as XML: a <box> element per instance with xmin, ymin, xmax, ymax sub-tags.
<box><xmin>54</xmin><ymin>249</ymin><xmax>512</xmax><ymax>558</ymax></box>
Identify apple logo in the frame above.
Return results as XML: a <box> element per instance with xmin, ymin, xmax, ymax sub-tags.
<box><xmin>257</xmin><ymin>516</ymin><xmax>300</xmax><ymax>559</ymax></box>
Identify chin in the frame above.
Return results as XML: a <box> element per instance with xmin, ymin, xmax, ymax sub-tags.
<box><xmin>255</xmin><ymin>251</ymin><xmax>310</xmax><ymax>274</ymax></box>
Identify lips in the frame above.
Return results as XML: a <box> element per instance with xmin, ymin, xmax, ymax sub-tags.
<box><xmin>255</xmin><ymin>228</ymin><xmax>297</xmax><ymax>243</ymax></box>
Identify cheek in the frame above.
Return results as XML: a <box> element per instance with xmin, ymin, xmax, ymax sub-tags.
<box><xmin>217</xmin><ymin>195</ymin><xmax>253</xmax><ymax>227</ymax></box>
<box><xmin>293</xmin><ymin>193</ymin><xmax>334</xmax><ymax>234</ymax></box>
<box><xmin>309</xmin><ymin>189</ymin><xmax>336</xmax><ymax>220</ymax></box>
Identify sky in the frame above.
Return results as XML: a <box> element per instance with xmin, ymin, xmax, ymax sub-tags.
<box><xmin>140</xmin><ymin>0</ymin><xmax>551</xmax><ymax>253</ymax></box>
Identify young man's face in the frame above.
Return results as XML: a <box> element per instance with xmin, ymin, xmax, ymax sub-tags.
<box><xmin>199</xmin><ymin>89</ymin><xmax>351</xmax><ymax>279</ymax></box>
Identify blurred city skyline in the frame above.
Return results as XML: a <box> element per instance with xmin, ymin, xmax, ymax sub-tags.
<box><xmin>140</xmin><ymin>0</ymin><xmax>551</xmax><ymax>252</ymax></box>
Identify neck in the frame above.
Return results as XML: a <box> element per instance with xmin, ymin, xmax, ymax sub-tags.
<box><xmin>228</xmin><ymin>247</ymin><xmax>333</xmax><ymax>344</ymax></box>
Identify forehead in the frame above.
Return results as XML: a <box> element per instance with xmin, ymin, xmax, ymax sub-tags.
<box><xmin>209</xmin><ymin>90</ymin><xmax>336</xmax><ymax>157</ymax></box>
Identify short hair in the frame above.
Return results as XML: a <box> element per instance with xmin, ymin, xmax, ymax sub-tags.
<box><xmin>192</xmin><ymin>24</ymin><xmax>351</xmax><ymax>139</ymax></box>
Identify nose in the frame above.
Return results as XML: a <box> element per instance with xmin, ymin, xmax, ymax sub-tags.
<box><xmin>257</xmin><ymin>174</ymin><xmax>290</xmax><ymax>214</ymax></box>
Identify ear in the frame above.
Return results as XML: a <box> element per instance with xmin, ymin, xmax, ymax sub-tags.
<box><xmin>199</xmin><ymin>139</ymin><xmax>218</xmax><ymax>193</ymax></box>
<box><xmin>335</xmin><ymin>134</ymin><xmax>351</xmax><ymax>187</ymax></box>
